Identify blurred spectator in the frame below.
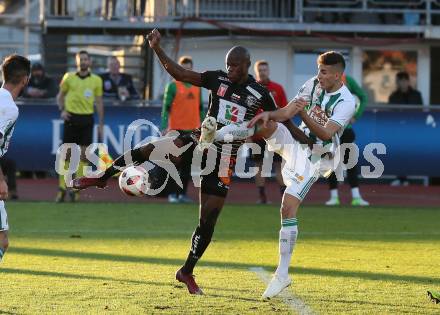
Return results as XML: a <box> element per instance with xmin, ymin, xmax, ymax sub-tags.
<box><xmin>253</xmin><ymin>60</ymin><xmax>288</xmax><ymax>204</ymax></box>
<box><xmin>326</xmin><ymin>74</ymin><xmax>369</xmax><ymax>206</ymax></box>
<box><xmin>101</xmin><ymin>0</ymin><xmax>117</xmax><ymax>20</ymax></box>
<box><xmin>51</xmin><ymin>0</ymin><xmax>68</xmax><ymax>16</ymax></box>
<box><xmin>22</xmin><ymin>63</ymin><xmax>58</xmax><ymax>99</ymax></box>
<box><xmin>389</xmin><ymin>71</ymin><xmax>423</xmax><ymax>105</ymax></box>
<box><xmin>132</xmin><ymin>0</ymin><xmax>146</xmax><ymax>17</ymax></box>
<box><xmin>389</xmin><ymin>71</ymin><xmax>423</xmax><ymax>186</ymax></box>
<box><xmin>161</xmin><ymin>56</ymin><xmax>203</xmax><ymax>203</ymax></box>
<box><xmin>0</xmin><ymin>158</ymin><xmax>18</xmax><ymax>200</ymax></box>
<box><xmin>100</xmin><ymin>56</ymin><xmax>139</xmax><ymax>101</ymax></box>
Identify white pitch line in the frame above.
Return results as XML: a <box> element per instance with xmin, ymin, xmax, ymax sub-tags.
<box><xmin>249</xmin><ymin>267</ymin><xmax>316</xmax><ymax>315</ymax></box>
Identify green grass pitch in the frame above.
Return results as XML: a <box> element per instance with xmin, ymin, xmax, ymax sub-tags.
<box><xmin>1</xmin><ymin>202</ymin><xmax>439</xmax><ymax>314</ymax></box>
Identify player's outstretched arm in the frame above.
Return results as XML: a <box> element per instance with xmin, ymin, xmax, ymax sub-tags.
<box><xmin>248</xmin><ymin>98</ymin><xmax>308</xmax><ymax>128</ymax></box>
<box><xmin>300</xmin><ymin>111</ymin><xmax>341</xmax><ymax>141</ymax></box>
<box><xmin>147</xmin><ymin>29</ymin><xmax>202</xmax><ymax>86</ymax></box>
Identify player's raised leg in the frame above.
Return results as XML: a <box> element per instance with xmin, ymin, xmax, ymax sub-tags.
<box><xmin>72</xmin><ymin>132</ymin><xmax>193</xmax><ymax>190</ymax></box>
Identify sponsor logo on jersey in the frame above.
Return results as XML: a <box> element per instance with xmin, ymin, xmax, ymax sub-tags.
<box><xmin>245</xmin><ymin>95</ymin><xmax>258</xmax><ymax>107</ymax></box>
<box><xmin>309</xmin><ymin>105</ymin><xmax>328</xmax><ymax>127</ymax></box>
<box><xmin>218</xmin><ymin>76</ymin><xmax>231</xmax><ymax>82</ymax></box>
<box><xmin>217</xmin><ymin>99</ymin><xmax>247</xmax><ymax>125</ymax></box>
<box><xmin>231</xmin><ymin>93</ymin><xmax>241</xmax><ymax>102</ymax></box>
<box><xmin>217</xmin><ymin>83</ymin><xmax>228</xmax><ymax>97</ymax></box>
<box><xmin>246</xmin><ymin>86</ymin><xmax>262</xmax><ymax>99</ymax></box>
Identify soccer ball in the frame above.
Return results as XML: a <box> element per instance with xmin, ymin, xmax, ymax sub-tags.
<box><xmin>118</xmin><ymin>166</ymin><xmax>148</xmax><ymax>196</ymax></box>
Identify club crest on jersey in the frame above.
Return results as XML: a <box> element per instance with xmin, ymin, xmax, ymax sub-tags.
<box><xmin>217</xmin><ymin>83</ymin><xmax>228</xmax><ymax>97</ymax></box>
<box><xmin>246</xmin><ymin>95</ymin><xmax>257</xmax><ymax>107</ymax></box>
<box><xmin>218</xmin><ymin>99</ymin><xmax>247</xmax><ymax>125</ymax></box>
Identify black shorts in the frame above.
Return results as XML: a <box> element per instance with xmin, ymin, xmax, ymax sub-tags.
<box><xmin>176</xmin><ymin>131</ymin><xmax>235</xmax><ymax>198</ymax></box>
<box><xmin>63</xmin><ymin>113</ymin><xmax>94</xmax><ymax>146</ymax></box>
<box><xmin>200</xmin><ymin>151</ymin><xmax>236</xmax><ymax>198</ymax></box>
<box><xmin>250</xmin><ymin>138</ymin><xmax>282</xmax><ymax>163</ymax></box>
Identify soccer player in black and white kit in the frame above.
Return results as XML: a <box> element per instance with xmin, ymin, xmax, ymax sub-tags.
<box><xmin>0</xmin><ymin>54</ymin><xmax>31</xmax><ymax>262</ymax></box>
<box><xmin>73</xmin><ymin>29</ymin><xmax>311</xmax><ymax>294</ymax></box>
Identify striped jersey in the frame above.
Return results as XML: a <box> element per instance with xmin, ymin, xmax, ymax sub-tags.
<box><xmin>295</xmin><ymin>76</ymin><xmax>355</xmax><ymax>153</ymax></box>
<box><xmin>201</xmin><ymin>70</ymin><xmax>277</xmax><ymax>157</ymax></box>
<box><xmin>0</xmin><ymin>88</ymin><xmax>19</xmax><ymax>157</ymax></box>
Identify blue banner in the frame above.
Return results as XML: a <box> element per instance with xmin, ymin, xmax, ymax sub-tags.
<box><xmin>5</xmin><ymin>103</ymin><xmax>440</xmax><ymax>176</ymax></box>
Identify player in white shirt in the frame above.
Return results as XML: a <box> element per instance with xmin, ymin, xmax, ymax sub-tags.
<box><xmin>0</xmin><ymin>54</ymin><xmax>31</xmax><ymax>262</ymax></box>
<box><xmin>248</xmin><ymin>51</ymin><xmax>355</xmax><ymax>299</ymax></box>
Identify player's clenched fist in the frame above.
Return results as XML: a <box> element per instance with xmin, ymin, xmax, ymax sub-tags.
<box><xmin>147</xmin><ymin>29</ymin><xmax>161</xmax><ymax>49</ymax></box>
<box><xmin>293</xmin><ymin>97</ymin><xmax>308</xmax><ymax>113</ymax></box>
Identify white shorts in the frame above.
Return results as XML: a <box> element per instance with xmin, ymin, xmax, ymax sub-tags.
<box><xmin>0</xmin><ymin>201</ymin><xmax>8</xmax><ymax>231</ymax></box>
<box><xmin>266</xmin><ymin>123</ymin><xmax>320</xmax><ymax>201</ymax></box>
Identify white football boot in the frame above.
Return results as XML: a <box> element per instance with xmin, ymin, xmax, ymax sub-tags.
<box><xmin>262</xmin><ymin>274</ymin><xmax>292</xmax><ymax>299</ymax></box>
<box><xmin>198</xmin><ymin>117</ymin><xmax>217</xmax><ymax>150</ymax></box>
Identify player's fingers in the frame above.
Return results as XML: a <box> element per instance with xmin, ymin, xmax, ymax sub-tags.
<box><xmin>247</xmin><ymin>118</ymin><xmax>256</xmax><ymax>128</ymax></box>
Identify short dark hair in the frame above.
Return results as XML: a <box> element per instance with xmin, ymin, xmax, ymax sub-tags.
<box><xmin>178</xmin><ymin>56</ymin><xmax>193</xmax><ymax>66</ymax></box>
<box><xmin>396</xmin><ymin>71</ymin><xmax>410</xmax><ymax>81</ymax></box>
<box><xmin>31</xmin><ymin>62</ymin><xmax>44</xmax><ymax>72</ymax></box>
<box><xmin>1</xmin><ymin>54</ymin><xmax>31</xmax><ymax>85</ymax></box>
<box><xmin>317</xmin><ymin>51</ymin><xmax>345</xmax><ymax>71</ymax></box>
<box><xmin>76</xmin><ymin>50</ymin><xmax>90</xmax><ymax>58</ymax></box>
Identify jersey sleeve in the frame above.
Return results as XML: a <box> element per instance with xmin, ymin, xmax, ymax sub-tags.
<box><xmin>201</xmin><ymin>70</ymin><xmax>221</xmax><ymax>91</ymax></box>
<box><xmin>60</xmin><ymin>73</ymin><xmax>70</xmax><ymax>93</ymax></box>
<box><xmin>95</xmin><ymin>76</ymin><xmax>103</xmax><ymax>97</ymax></box>
<box><xmin>294</xmin><ymin>77</ymin><xmax>316</xmax><ymax>101</ymax></box>
<box><xmin>0</xmin><ymin>107</ymin><xmax>18</xmax><ymax>137</ymax></box>
<box><xmin>345</xmin><ymin>75</ymin><xmax>368</xmax><ymax>119</ymax></box>
<box><xmin>261</xmin><ymin>90</ymin><xmax>278</xmax><ymax>111</ymax></box>
<box><xmin>329</xmin><ymin>99</ymin><xmax>355</xmax><ymax>128</ymax></box>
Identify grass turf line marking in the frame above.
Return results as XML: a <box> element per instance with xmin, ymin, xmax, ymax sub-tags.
<box><xmin>249</xmin><ymin>267</ymin><xmax>316</xmax><ymax>315</ymax></box>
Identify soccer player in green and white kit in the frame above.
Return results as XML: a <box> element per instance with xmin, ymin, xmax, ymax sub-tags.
<box><xmin>0</xmin><ymin>54</ymin><xmax>31</xmax><ymax>262</ymax></box>
<box><xmin>249</xmin><ymin>51</ymin><xmax>356</xmax><ymax>298</ymax></box>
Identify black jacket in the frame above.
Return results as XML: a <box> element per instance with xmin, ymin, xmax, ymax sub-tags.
<box><xmin>100</xmin><ymin>72</ymin><xmax>140</xmax><ymax>100</ymax></box>
<box><xmin>22</xmin><ymin>75</ymin><xmax>58</xmax><ymax>98</ymax></box>
<box><xmin>389</xmin><ymin>88</ymin><xmax>423</xmax><ymax>105</ymax></box>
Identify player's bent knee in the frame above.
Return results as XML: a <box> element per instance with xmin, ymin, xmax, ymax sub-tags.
<box><xmin>280</xmin><ymin>195</ymin><xmax>301</xmax><ymax>218</ymax></box>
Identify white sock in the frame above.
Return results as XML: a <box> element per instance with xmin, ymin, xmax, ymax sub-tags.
<box><xmin>351</xmin><ymin>187</ymin><xmax>360</xmax><ymax>199</ymax></box>
<box><xmin>214</xmin><ymin>121</ymin><xmax>255</xmax><ymax>142</ymax></box>
<box><xmin>330</xmin><ymin>189</ymin><xmax>338</xmax><ymax>199</ymax></box>
<box><xmin>275</xmin><ymin>219</ymin><xmax>298</xmax><ymax>279</ymax></box>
